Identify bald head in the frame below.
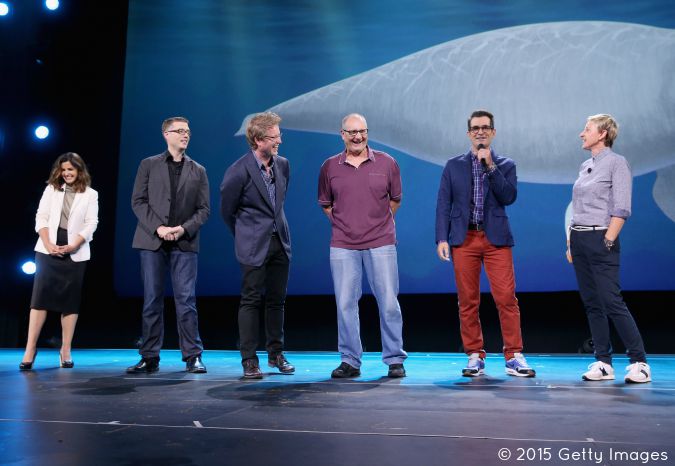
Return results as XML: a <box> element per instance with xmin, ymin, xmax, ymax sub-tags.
<box><xmin>341</xmin><ymin>113</ymin><xmax>367</xmax><ymax>130</ymax></box>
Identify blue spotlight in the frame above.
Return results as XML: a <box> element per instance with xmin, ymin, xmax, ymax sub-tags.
<box><xmin>45</xmin><ymin>0</ymin><xmax>59</xmax><ymax>11</ymax></box>
<box><xmin>21</xmin><ymin>261</ymin><xmax>36</xmax><ymax>275</ymax></box>
<box><xmin>34</xmin><ymin>125</ymin><xmax>50</xmax><ymax>140</ymax></box>
<box><xmin>0</xmin><ymin>3</ymin><xmax>9</xmax><ymax>16</ymax></box>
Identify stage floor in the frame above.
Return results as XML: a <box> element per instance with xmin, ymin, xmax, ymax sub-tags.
<box><xmin>1</xmin><ymin>350</ymin><xmax>674</xmax><ymax>465</ymax></box>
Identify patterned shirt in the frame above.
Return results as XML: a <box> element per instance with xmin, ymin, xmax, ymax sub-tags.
<box><xmin>254</xmin><ymin>153</ymin><xmax>277</xmax><ymax>231</ymax></box>
<box><xmin>470</xmin><ymin>155</ymin><xmax>485</xmax><ymax>225</ymax></box>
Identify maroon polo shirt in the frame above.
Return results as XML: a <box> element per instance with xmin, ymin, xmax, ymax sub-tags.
<box><xmin>318</xmin><ymin>147</ymin><xmax>402</xmax><ymax>249</ymax></box>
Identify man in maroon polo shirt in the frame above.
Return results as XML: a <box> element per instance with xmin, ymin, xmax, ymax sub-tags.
<box><xmin>318</xmin><ymin>113</ymin><xmax>408</xmax><ymax>379</ymax></box>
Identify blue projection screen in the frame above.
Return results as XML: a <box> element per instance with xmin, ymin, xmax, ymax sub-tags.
<box><xmin>114</xmin><ymin>0</ymin><xmax>675</xmax><ymax>296</ymax></box>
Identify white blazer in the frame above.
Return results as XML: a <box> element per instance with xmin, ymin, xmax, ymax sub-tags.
<box><xmin>34</xmin><ymin>185</ymin><xmax>99</xmax><ymax>262</ymax></box>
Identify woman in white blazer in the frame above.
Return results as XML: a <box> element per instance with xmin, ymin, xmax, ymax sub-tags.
<box><xmin>20</xmin><ymin>153</ymin><xmax>98</xmax><ymax>370</ymax></box>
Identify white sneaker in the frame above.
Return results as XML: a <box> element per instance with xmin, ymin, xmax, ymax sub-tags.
<box><xmin>624</xmin><ymin>362</ymin><xmax>652</xmax><ymax>383</ymax></box>
<box><xmin>462</xmin><ymin>353</ymin><xmax>485</xmax><ymax>377</ymax></box>
<box><xmin>582</xmin><ymin>361</ymin><xmax>615</xmax><ymax>381</ymax></box>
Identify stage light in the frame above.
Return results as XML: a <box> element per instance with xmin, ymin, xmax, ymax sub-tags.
<box><xmin>21</xmin><ymin>261</ymin><xmax>36</xmax><ymax>275</ymax></box>
<box><xmin>0</xmin><ymin>3</ymin><xmax>9</xmax><ymax>16</ymax></box>
<box><xmin>34</xmin><ymin>125</ymin><xmax>50</xmax><ymax>140</ymax></box>
<box><xmin>45</xmin><ymin>0</ymin><xmax>59</xmax><ymax>11</ymax></box>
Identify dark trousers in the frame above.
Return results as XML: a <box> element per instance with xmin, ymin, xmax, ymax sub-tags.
<box><xmin>570</xmin><ymin>230</ymin><xmax>646</xmax><ymax>364</ymax></box>
<box><xmin>238</xmin><ymin>235</ymin><xmax>290</xmax><ymax>362</ymax></box>
<box><xmin>139</xmin><ymin>248</ymin><xmax>204</xmax><ymax>361</ymax></box>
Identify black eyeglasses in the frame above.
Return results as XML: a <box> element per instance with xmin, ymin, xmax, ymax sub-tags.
<box><xmin>469</xmin><ymin>125</ymin><xmax>493</xmax><ymax>134</ymax></box>
<box><xmin>166</xmin><ymin>129</ymin><xmax>191</xmax><ymax>136</ymax></box>
<box><xmin>342</xmin><ymin>129</ymin><xmax>368</xmax><ymax>137</ymax></box>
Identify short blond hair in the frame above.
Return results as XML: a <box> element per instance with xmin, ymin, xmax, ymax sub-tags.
<box><xmin>246</xmin><ymin>112</ymin><xmax>282</xmax><ymax>149</ymax></box>
<box><xmin>587</xmin><ymin>114</ymin><xmax>619</xmax><ymax>148</ymax></box>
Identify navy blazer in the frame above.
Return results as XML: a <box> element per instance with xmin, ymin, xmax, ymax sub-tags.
<box><xmin>131</xmin><ymin>152</ymin><xmax>210</xmax><ymax>253</ymax></box>
<box><xmin>220</xmin><ymin>151</ymin><xmax>291</xmax><ymax>267</ymax></box>
<box><xmin>435</xmin><ymin>150</ymin><xmax>517</xmax><ymax>247</ymax></box>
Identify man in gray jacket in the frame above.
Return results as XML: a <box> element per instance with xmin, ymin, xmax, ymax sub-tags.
<box><xmin>127</xmin><ymin>116</ymin><xmax>210</xmax><ymax>374</ymax></box>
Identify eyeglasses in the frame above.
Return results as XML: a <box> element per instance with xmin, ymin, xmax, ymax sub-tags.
<box><xmin>166</xmin><ymin>129</ymin><xmax>191</xmax><ymax>136</ymax></box>
<box><xmin>263</xmin><ymin>133</ymin><xmax>282</xmax><ymax>141</ymax></box>
<box><xmin>469</xmin><ymin>125</ymin><xmax>493</xmax><ymax>134</ymax></box>
<box><xmin>342</xmin><ymin>129</ymin><xmax>368</xmax><ymax>137</ymax></box>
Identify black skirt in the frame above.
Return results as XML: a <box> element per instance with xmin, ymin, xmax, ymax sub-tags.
<box><xmin>30</xmin><ymin>227</ymin><xmax>87</xmax><ymax>313</ymax></box>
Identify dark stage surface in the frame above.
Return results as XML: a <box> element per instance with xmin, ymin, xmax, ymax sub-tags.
<box><xmin>1</xmin><ymin>350</ymin><xmax>673</xmax><ymax>466</ymax></box>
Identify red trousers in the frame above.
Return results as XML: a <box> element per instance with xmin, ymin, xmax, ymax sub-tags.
<box><xmin>451</xmin><ymin>231</ymin><xmax>523</xmax><ymax>360</ymax></box>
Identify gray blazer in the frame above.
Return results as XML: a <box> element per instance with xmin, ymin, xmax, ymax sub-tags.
<box><xmin>131</xmin><ymin>152</ymin><xmax>210</xmax><ymax>252</ymax></box>
<box><xmin>220</xmin><ymin>150</ymin><xmax>291</xmax><ymax>267</ymax></box>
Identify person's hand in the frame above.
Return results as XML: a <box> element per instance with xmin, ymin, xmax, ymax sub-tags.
<box><xmin>437</xmin><ymin>241</ymin><xmax>450</xmax><ymax>262</ymax></box>
<box><xmin>171</xmin><ymin>226</ymin><xmax>185</xmax><ymax>240</ymax></box>
<box><xmin>58</xmin><ymin>243</ymin><xmax>79</xmax><ymax>255</ymax></box>
<box><xmin>156</xmin><ymin>225</ymin><xmax>173</xmax><ymax>240</ymax></box>
<box><xmin>566</xmin><ymin>240</ymin><xmax>572</xmax><ymax>264</ymax></box>
<box><xmin>163</xmin><ymin>226</ymin><xmax>184</xmax><ymax>241</ymax></box>
<box><xmin>477</xmin><ymin>146</ymin><xmax>493</xmax><ymax>168</ymax></box>
<box><xmin>46</xmin><ymin>242</ymin><xmax>63</xmax><ymax>257</ymax></box>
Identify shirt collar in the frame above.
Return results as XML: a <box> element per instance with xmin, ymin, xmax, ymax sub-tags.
<box><xmin>592</xmin><ymin>147</ymin><xmax>611</xmax><ymax>164</ymax></box>
<box><xmin>253</xmin><ymin>152</ymin><xmax>275</xmax><ymax>170</ymax></box>
<box><xmin>338</xmin><ymin>146</ymin><xmax>375</xmax><ymax>165</ymax></box>
<box><xmin>164</xmin><ymin>151</ymin><xmax>186</xmax><ymax>163</ymax></box>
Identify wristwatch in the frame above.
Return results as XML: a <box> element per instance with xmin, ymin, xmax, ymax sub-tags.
<box><xmin>603</xmin><ymin>237</ymin><xmax>614</xmax><ymax>250</ymax></box>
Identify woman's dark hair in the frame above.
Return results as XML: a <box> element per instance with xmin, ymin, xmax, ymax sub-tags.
<box><xmin>47</xmin><ymin>152</ymin><xmax>91</xmax><ymax>193</ymax></box>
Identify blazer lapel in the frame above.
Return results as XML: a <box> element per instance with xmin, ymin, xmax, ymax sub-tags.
<box><xmin>272</xmin><ymin>158</ymin><xmax>285</xmax><ymax>215</ymax></box>
<box><xmin>461</xmin><ymin>152</ymin><xmax>473</xmax><ymax>198</ymax></box>
<box><xmin>245</xmin><ymin>152</ymin><xmax>274</xmax><ymax>211</ymax></box>
<box><xmin>481</xmin><ymin>150</ymin><xmax>493</xmax><ymax>203</ymax></box>
<box><xmin>158</xmin><ymin>153</ymin><xmax>171</xmax><ymax>193</ymax></box>
<box><xmin>70</xmin><ymin>190</ymin><xmax>83</xmax><ymax>216</ymax></box>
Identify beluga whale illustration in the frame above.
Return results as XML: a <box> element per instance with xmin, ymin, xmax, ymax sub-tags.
<box><xmin>238</xmin><ymin>21</ymin><xmax>675</xmax><ymax>221</ymax></box>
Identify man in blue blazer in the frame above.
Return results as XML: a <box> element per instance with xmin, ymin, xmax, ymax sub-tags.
<box><xmin>435</xmin><ymin>109</ymin><xmax>535</xmax><ymax>378</ymax></box>
<box><xmin>128</xmin><ymin>117</ymin><xmax>210</xmax><ymax>374</ymax></box>
<box><xmin>220</xmin><ymin>112</ymin><xmax>293</xmax><ymax>379</ymax></box>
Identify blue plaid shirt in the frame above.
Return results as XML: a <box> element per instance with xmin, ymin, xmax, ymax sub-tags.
<box><xmin>470</xmin><ymin>155</ymin><xmax>485</xmax><ymax>225</ymax></box>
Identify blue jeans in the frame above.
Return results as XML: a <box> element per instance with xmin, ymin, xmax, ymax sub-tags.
<box><xmin>329</xmin><ymin>245</ymin><xmax>407</xmax><ymax>368</ymax></box>
<box><xmin>139</xmin><ymin>248</ymin><xmax>204</xmax><ymax>361</ymax></box>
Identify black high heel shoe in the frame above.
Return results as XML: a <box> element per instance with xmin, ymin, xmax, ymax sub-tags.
<box><xmin>19</xmin><ymin>350</ymin><xmax>38</xmax><ymax>371</ymax></box>
<box><xmin>59</xmin><ymin>351</ymin><xmax>74</xmax><ymax>369</ymax></box>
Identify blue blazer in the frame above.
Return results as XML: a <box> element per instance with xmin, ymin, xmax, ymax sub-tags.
<box><xmin>220</xmin><ymin>151</ymin><xmax>291</xmax><ymax>267</ymax></box>
<box><xmin>435</xmin><ymin>150</ymin><xmax>517</xmax><ymax>247</ymax></box>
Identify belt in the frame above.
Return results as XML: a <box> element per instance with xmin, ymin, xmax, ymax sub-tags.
<box><xmin>570</xmin><ymin>225</ymin><xmax>608</xmax><ymax>232</ymax></box>
<box><xmin>468</xmin><ymin>223</ymin><xmax>484</xmax><ymax>231</ymax></box>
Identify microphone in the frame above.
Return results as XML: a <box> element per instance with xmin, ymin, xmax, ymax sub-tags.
<box><xmin>587</xmin><ymin>167</ymin><xmax>592</xmax><ymax>174</ymax></box>
<box><xmin>478</xmin><ymin>144</ymin><xmax>487</xmax><ymax>168</ymax></box>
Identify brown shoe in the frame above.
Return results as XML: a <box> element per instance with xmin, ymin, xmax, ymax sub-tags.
<box><xmin>242</xmin><ymin>359</ymin><xmax>263</xmax><ymax>379</ymax></box>
<box><xmin>268</xmin><ymin>353</ymin><xmax>295</xmax><ymax>374</ymax></box>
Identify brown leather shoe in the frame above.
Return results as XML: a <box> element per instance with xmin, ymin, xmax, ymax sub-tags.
<box><xmin>268</xmin><ymin>353</ymin><xmax>295</xmax><ymax>374</ymax></box>
<box><xmin>242</xmin><ymin>359</ymin><xmax>263</xmax><ymax>379</ymax></box>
